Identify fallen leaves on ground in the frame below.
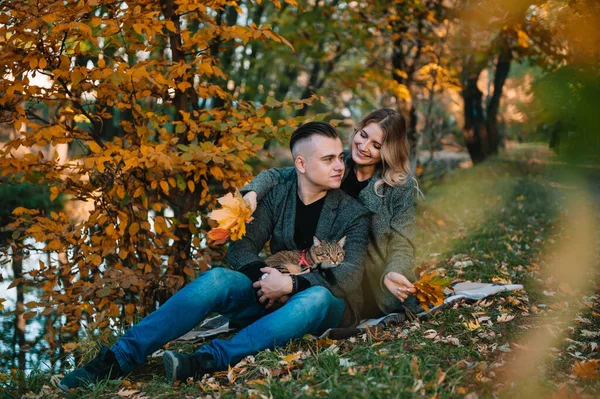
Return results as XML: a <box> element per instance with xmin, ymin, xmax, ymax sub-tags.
<box><xmin>116</xmin><ymin>388</ymin><xmax>142</xmax><ymax>398</ymax></box>
<box><xmin>571</xmin><ymin>359</ymin><xmax>600</xmax><ymax>379</ymax></box>
<box><xmin>464</xmin><ymin>319</ymin><xmax>481</xmax><ymax>331</ymax></box>
<box><xmin>496</xmin><ymin>313</ymin><xmax>515</xmax><ymax>323</ymax></box>
<box><xmin>207</xmin><ymin>191</ymin><xmax>253</xmax><ymax>244</ymax></box>
<box><xmin>227</xmin><ymin>355</ymin><xmax>255</xmax><ymax>384</ymax></box>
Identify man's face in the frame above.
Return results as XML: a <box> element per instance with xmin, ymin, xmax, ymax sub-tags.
<box><xmin>297</xmin><ymin>135</ymin><xmax>345</xmax><ymax>190</ymax></box>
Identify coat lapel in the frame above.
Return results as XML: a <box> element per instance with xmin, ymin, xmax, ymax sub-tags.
<box><xmin>281</xmin><ymin>178</ymin><xmax>298</xmax><ymax>249</ymax></box>
<box><xmin>358</xmin><ymin>170</ymin><xmax>383</xmax><ymax>214</ymax></box>
<box><xmin>314</xmin><ymin>190</ymin><xmax>342</xmax><ymax>240</ymax></box>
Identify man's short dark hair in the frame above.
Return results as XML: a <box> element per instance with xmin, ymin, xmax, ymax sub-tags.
<box><xmin>289</xmin><ymin>122</ymin><xmax>339</xmax><ymax>154</ymax></box>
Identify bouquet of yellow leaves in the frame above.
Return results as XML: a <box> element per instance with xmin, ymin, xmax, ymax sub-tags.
<box><xmin>414</xmin><ymin>270</ymin><xmax>454</xmax><ymax>311</ymax></box>
<box><xmin>206</xmin><ymin>191</ymin><xmax>253</xmax><ymax>245</ymax></box>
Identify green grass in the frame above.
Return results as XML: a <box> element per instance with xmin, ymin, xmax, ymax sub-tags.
<box><xmin>2</xmin><ymin>144</ymin><xmax>599</xmax><ymax>398</ymax></box>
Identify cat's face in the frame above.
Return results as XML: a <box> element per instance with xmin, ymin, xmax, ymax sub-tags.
<box><xmin>312</xmin><ymin>240</ymin><xmax>346</xmax><ymax>265</ymax></box>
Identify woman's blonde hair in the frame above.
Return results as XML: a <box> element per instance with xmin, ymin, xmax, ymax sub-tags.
<box><xmin>350</xmin><ymin>108</ymin><xmax>412</xmax><ymax>195</ymax></box>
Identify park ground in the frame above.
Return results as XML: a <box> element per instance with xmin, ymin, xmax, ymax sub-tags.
<box><xmin>2</xmin><ymin>143</ymin><xmax>599</xmax><ymax>399</ymax></box>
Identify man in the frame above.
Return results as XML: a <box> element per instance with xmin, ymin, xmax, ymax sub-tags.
<box><xmin>59</xmin><ymin>122</ymin><xmax>370</xmax><ymax>391</ymax></box>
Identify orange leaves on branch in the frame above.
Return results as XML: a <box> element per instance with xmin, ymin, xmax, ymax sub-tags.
<box><xmin>413</xmin><ymin>270</ymin><xmax>453</xmax><ymax>311</ymax></box>
<box><xmin>572</xmin><ymin>359</ymin><xmax>599</xmax><ymax>379</ymax></box>
<box><xmin>0</xmin><ymin>0</ymin><xmax>317</xmax><ymax>341</ymax></box>
<box><xmin>207</xmin><ymin>191</ymin><xmax>253</xmax><ymax>245</ymax></box>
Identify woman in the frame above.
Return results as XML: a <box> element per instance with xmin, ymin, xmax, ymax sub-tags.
<box><xmin>242</xmin><ymin>108</ymin><xmax>419</xmax><ymax>318</ymax></box>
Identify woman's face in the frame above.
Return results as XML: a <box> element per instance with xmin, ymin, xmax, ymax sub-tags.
<box><xmin>351</xmin><ymin>122</ymin><xmax>384</xmax><ymax>167</ymax></box>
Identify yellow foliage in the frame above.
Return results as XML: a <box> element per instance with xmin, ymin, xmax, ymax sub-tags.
<box><xmin>517</xmin><ymin>29</ymin><xmax>530</xmax><ymax>49</ymax></box>
<box><xmin>0</xmin><ymin>0</ymin><xmax>315</xmax><ymax>344</ymax></box>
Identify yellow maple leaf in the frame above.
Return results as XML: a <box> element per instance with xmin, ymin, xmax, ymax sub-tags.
<box><xmin>207</xmin><ymin>191</ymin><xmax>253</xmax><ymax>244</ymax></box>
<box><xmin>413</xmin><ymin>270</ymin><xmax>453</xmax><ymax>311</ymax></box>
<box><xmin>463</xmin><ymin>319</ymin><xmax>481</xmax><ymax>331</ymax></box>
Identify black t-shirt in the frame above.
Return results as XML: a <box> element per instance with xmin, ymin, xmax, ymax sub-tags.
<box><xmin>292</xmin><ymin>193</ymin><xmax>327</xmax><ymax>292</ymax></box>
<box><xmin>294</xmin><ymin>194</ymin><xmax>326</xmax><ymax>249</ymax></box>
<box><xmin>340</xmin><ymin>167</ymin><xmax>370</xmax><ymax>199</ymax></box>
<box><xmin>238</xmin><ymin>192</ymin><xmax>324</xmax><ymax>295</ymax></box>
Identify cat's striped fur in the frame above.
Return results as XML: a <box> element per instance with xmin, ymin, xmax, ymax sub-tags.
<box><xmin>265</xmin><ymin>236</ymin><xmax>346</xmax><ymax>275</ymax></box>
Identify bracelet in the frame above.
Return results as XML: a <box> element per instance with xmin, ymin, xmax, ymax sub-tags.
<box><xmin>291</xmin><ymin>275</ymin><xmax>298</xmax><ymax>294</ymax></box>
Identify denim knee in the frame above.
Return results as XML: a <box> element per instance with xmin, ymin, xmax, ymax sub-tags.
<box><xmin>295</xmin><ymin>286</ymin><xmax>336</xmax><ymax>310</ymax></box>
<box><xmin>187</xmin><ymin>267</ymin><xmax>243</xmax><ymax>295</ymax></box>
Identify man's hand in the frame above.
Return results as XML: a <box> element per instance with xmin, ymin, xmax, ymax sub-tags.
<box><xmin>243</xmin><ymin>191</ymin><xmax>258</xmax><ymax>213</ymax></box>
<box><xmin>383</xmin><ymin>272</ymin><xmax>416</xmax><ymax>302</ymax></box>
<box><xmin>252</xmin><ymin>267</ymin><xmax>293</xmax><ymax>308</ymax></box>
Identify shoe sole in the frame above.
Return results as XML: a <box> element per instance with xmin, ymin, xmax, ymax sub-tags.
<box><xmin>163</xmin><ymin>351</ymin><xmax>180</xmax><ymax>383</ymax></box>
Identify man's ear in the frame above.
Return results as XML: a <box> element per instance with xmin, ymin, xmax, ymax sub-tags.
<box><xmin>295</xmin><ymin>155</ymin><xmax>306</xmax><ymax>174</ymax></box>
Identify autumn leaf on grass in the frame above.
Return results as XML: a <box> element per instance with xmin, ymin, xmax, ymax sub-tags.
<box><xmin>227</xmin><ymin>356</ymin><xmax>254</xmax><ymax>384</ymax></box>
<box><xmin>572</xmin><ymin>359</ymin><xmax>600</xmax><ymax>379</ymax></box>
<box><xmin>116</xmin><ymin>388</ymin><xmax>140</xmax><ymax>398</ymax></box>
<box><xmin>62</xmin><ymin>342</ymin><xmax>79</xmax><ymax>352</ymax></box>
<box><xmin>207</xmin><ymin>191</ymin><xmax>253</xmax><ymax>245</ymax></box>
<box><xmin>463</xmin><ymin>318</ymin><xmax>481</xmax><ymax>331</ymax></box>
<box><xmin>413</xmin><ymin>270</ymin><xmax>453</xmax><ymax>311</ymax></box>
<box><xmin>280</xmin><ymin>352</ymin><xmax>303</xmax><ymax>364</ymax></box>
<box><xmin>497</xmin><ymin>313</ymin><xmax>515</xmax><ymax>323</ymax></box>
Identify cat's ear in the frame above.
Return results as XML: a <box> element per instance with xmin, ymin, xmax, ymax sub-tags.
<box><xmin>313</xmin><ymin>236</ymin><xmax>322</xmax><ymax>246</ymax></box>
<box><xmin>337</xmin><ymin>236</ymin><xmax>347</xmax><ymax>248</ymax></box>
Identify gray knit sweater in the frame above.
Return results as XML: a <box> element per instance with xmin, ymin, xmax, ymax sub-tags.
<box><xmin>230</xmin><ymin>176</ymin><xmax>371</xmax><ymax>327</ymax></box>
<box><xmin>241</xmin><ymin>157</ymin><xmax>418</xmax><ymax>316</ymax></box>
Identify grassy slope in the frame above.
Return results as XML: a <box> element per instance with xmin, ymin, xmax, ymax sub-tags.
<box><xmin>2</xmin><ymin>145</ymin><xmax>599</xmax><ymax>398</ymax></box>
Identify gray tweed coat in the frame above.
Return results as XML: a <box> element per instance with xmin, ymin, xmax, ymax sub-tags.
<box><xmin>230</xmin><ymin>176</ymin><xmax>370</xmax><ymax>327</ymax></box>
<box><xmin>241</xmin><ymin>156</ymin><xmax>419</xmax><ymax>316</ymax></box>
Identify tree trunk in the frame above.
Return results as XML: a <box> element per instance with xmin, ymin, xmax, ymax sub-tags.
<box><xmin>12</xmin><ymin>248</ymin><xmax>26</xmax><ymax>371</ymax></box>
<box><xmin>485</xmin><ymin>49</ymin><xmax>512</xmax><ymax>154</ymax></box>
<box><xmin>210</xmin><ymin>6</ymin><xmax>238</xmax><ymax>110</ymax></box>
<box><xmin>408</xmin><ymin>104</ymin><xmax>419</xmax><ymax>173</ymax></box>
<box><xmin>159</xmin><ymin>0</ymin><xmax>203</xmax><ymax>289</ymax></box>
<box><xmin>160</xmin><ymin>0</ymin><xmax>191</xmax><ymax>280</ymax></box>
<box><xmin>295</xmin><ymin>60</ymin><xmax>322</xmax><ymax>117</ymax></box>
<box><xmin>462</xmin><ymin>64</ymin><xmax>487</xmax><ymax>164</ymax></box>
<box><xmin>391</xmin><ymin>30</ymin><xmax>421</xmax><ymax>170</ymax></box>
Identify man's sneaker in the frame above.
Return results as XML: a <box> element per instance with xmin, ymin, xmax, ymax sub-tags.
<box><xmin>58</xmin><ymin>345</ymin><xmax>125</xmax><ymax>391</ymax></box>
<box><xmin>163</xmin><ymin>350</ymin><xmax>216</xmax><ymax>383</ymax></box>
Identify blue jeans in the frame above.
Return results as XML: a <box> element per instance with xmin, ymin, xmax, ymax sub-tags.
<box><xmin>111</xmin><ymin>268</ymin><xmax>346</xmax><ymax>371</ymax></box>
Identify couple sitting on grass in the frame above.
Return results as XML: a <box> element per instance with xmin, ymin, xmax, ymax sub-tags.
<box><xmin>59</xmin><ymin>109</ymin><xmax>420</xmax><ymax>391</ymax></box>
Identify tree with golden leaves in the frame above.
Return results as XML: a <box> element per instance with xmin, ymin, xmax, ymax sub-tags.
<box><xmin>0</xmin><ymin>0</ymin><xmax>311</xmax><ymax>369</ymax></box>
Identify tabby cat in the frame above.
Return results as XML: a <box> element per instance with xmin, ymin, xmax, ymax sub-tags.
<box><xmin>265</xmin><ymin>236</ymin><xmax>346</xmax><ymax>275</ymax></box>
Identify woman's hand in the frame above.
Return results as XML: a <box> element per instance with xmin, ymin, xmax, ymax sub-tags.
<box><xmin>383</xmin><ymin>272</ymin><xmax>416</xmax><ymax>302</ymax></box>
<box><xmin>243</xmin><ymin>191</ymin><xmax>258</xmax><ymax>213</ymax></box>
<box><xmin>252</xmin><ymin>267</ymin><xmax>293</xmax><ymax>308</ymax></box>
